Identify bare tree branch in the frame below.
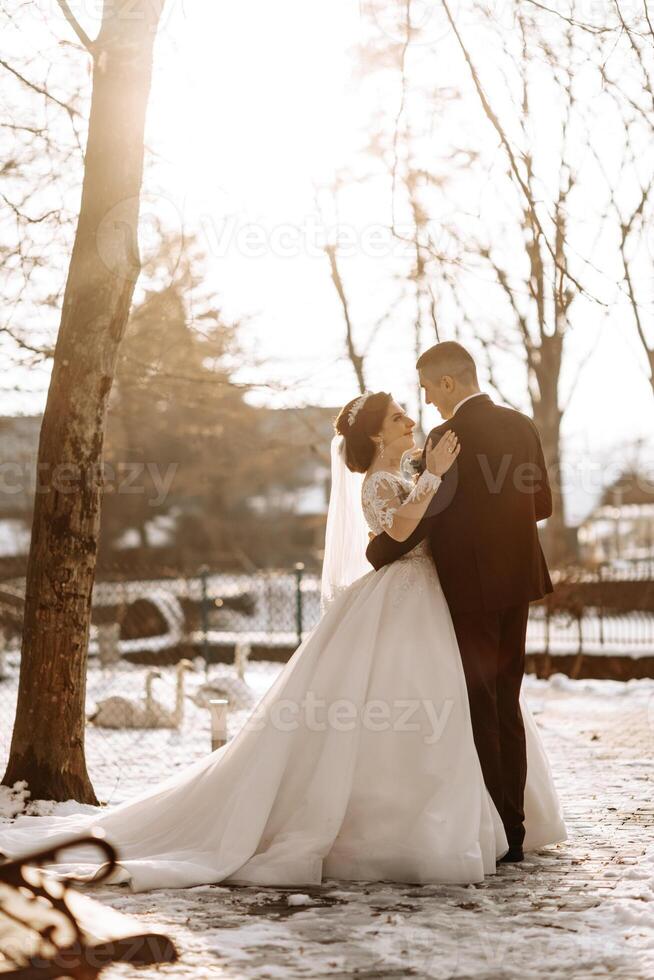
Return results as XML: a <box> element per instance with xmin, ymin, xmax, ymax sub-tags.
<box><xmin>0</xmin><ymin>325</ymin><xmax>54</xmax><ymax>358</ymax></box>
<box><xmin>324</xmin><ymin>243</ymin><xmax>366</xmax><ymax>393</ymax></box>
<box><xmin>390</xmin><ymin>0</ymin><xmax>412</xmax><ymax>235</ymax></box>
<box><xmin>56</xmin><ymin>0</ymin><xmax>96</xmax><ymax>54</ymax></box>
<box><xmin>0</xmin><ymin>193</ymin><xmax>59</xmax><ymax>224</ymax></box>
<box><xmin>0</xmin><ymin>57</ymin><xmax>80</xmax><ymax>116</ymax></box>
<box><xmin>523</xmin><ymin>0</ymin><xmax>614</xmax><ymax>36</ymax></box>
<box><xmin>476</xmin><ymin>334</ymin><xmax>523</xmax><ymax>411</ymax></box>
<box><xmin>439</xmin><ymin>0</ymin><xmax>595</xmax><ymax>305</ymax></box>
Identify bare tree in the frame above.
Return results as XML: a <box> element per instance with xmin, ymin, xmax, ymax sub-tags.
<box><xmin>354</xmin><ymin>7</ymin><xmax>467</xmax><ymax>432</ymax></box>
<box><xmin>354</xmin><ymin>0</ymin><xmax>596</xmax><ymax>561</ymax></box>
<box><xmin>3</xmin><ymin>0</ymin><xmax>165</xmax><ymax>802</ymax></box>
<box><xmin>0</xmin><ymin>4</ymin><xmax>87</xmax><ymax>385</ymax></box>
<box><xmin>609</xmin><ymin>159</ymin><xmax>654</xmax><ymax>397</ymax></box>
<box><xmin>591</xmin><ymin>4</ymin><xmax>654</xmax><ymax>396</ymax></box>
<box><xmin>424</xmin><ymin>0</ymin><xmax>609</xmax><ymax>564</ymax></box>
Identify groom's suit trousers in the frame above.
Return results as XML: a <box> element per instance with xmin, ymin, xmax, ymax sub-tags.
<box><xmin>450</xmin><ymin>602</ymin><xmax>530</xmax><ymax>848</ymax></box>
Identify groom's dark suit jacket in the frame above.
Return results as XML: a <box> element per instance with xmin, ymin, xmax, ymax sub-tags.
<box><xmin>366</xmin><ymin>394</ymin><xmax>553</xmax><ymax>613</ymax></box>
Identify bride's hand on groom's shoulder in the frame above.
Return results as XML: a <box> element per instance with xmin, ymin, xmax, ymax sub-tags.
<box><xmin>426</xmin><ymin>430</ymin><xmax>460</xmax><ymax>477</ymax></box>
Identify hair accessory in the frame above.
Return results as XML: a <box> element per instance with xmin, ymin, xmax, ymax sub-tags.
<box><xmin>347</xmin><ymin>391</ymin><xmax>373</xmax><ymax>427</ymax></box>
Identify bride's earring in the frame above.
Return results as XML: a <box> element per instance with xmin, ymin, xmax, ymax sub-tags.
<box><xmin>377</xmin><ymin>437</ymin><xmax>385</xmax><ymax>459</ymax></box>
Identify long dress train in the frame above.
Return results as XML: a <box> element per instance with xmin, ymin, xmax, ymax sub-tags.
<box><xmin>0</xmin><ymin>472</ymin><xmax>565</xmax><ymax>891</ymax></box>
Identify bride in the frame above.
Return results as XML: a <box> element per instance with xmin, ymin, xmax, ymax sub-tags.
<box><xmin>0</xmin><ymin>392</ymin><xmax>565</xmax><ymax>892</ymax></box>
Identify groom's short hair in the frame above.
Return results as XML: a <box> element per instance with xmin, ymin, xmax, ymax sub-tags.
<box><xmin>417</xmin><ymin>342</ymin><xmax>478</xmax><ymax>385</ymax></box>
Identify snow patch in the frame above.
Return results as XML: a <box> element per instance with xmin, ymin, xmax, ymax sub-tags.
<box><xmin>0</xmin><ymin>781</ymin><xmax>30</xmax><ymax>819</ymax></box>
<box><xmin>286</xmin><ymin>893</ymin><xmax>314</xmax><ymax>906</ymax></box>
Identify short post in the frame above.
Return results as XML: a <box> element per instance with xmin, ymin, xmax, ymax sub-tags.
<box><xmin>542</xmin><ymin>602</ymin><xmax>552</xmax><ymax>679</ymax></box>
<box><xmin>199</xmin><ymin>564</ymin><xmax>210</xmax><ymax>675</ymax></box>
<box><xmin>570</xmin><ymin>614</ymin><xmax>584</xmax><ymax>680</ymax></box>
<box><xmin>97</xmin><ymin>623</ymin><xmax>121</xmax><ymax>668</ymax></box>
<box><xmin>598</xmin><ymin>564</ymin><xmax>604</xmax><ymax>649</ymax></box>
<box><xmin>209</xmin><ymin>698</ymin><xmax>229</xmax><ymax>752</ymax></box>
<box><xmin>294</xmin><ymin>562</ymin><xmax>304</xmax><ymax>646</ymax></box>
<box><xmin>234</xmin><ymin>641</ymin><xmax>250</xmax><ymax>680</ymax></box>
<box><xmin>544</xmin><ymin>602</ymin><xmax>550</xmax><ymax>656</ymax></box>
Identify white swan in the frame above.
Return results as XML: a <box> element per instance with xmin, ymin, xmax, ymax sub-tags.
<box><xmin>145</xmin><ymin>659</ymin><xmax>194</xmax><ymax>729</ymax></box>
<box><xmin>88</xmin><ymin>660</ymin><xmax>195</xmax><ymax>730</ymax></box>
<box><xmin>234</xmin><ymin>641</ymin><xmax>250</xmax><ymax>680</ymax></box>
<box><xmin>88</xmin><ymin>669</ymin><xmax>161</xmax><ymax>729</ymax></box>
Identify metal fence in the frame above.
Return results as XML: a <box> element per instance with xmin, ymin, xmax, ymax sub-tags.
<box><xmin>1</xmin><ymin>561</ymin><xmax>653</xmax><ymax>800</ymax></box>
<box><xmin>0</xmin><ymin>566</ymin><xmax>322</xmax><ymax>802</ymax></box>
<box><xmin>527</xmin><ymin>606</ymin><xmax>654</xmax><ymax>657</ymax></box>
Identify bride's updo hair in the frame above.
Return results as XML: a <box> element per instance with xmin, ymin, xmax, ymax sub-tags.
<box><xmin>334</xmin><ymin>391</ymin><xmax>392</xmax><ymax>473</ymax></box>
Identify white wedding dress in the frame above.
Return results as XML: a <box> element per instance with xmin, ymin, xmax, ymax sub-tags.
<box><xmin>0</xmin><ymin>470</ymin><xmax>566</xmax><ymax>892</ymax></box>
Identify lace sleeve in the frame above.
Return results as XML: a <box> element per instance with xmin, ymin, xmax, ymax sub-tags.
<box><xmin>362</xmin><ymin>470</ymin><xmax>442</xmax><ymax>536</ymax></box>
<box><xmin>364</xmin><ymin>474</ymin><xmax>405</xmax><ymax>532</ymax></box>
<box><xmin>406</xmin><ymin>469</ymin><xmax>442</xmax><ymax>503</ymax></box>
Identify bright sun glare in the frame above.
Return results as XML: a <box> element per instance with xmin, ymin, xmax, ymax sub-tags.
<box><xmin>148</xmin><ymin>0</ymin><xmax>362</xmax><ymax>216</ymax></box>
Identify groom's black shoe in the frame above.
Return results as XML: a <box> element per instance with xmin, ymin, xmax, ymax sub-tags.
<box><xmin>499</xmin><ymin>846</ymin><xmax>524</xmax><ymax>864</ymax></box>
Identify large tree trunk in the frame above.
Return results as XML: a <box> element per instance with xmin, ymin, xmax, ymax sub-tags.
<box><xmin>3</xmin><ymin>1</ymin><xmax>164</xmax><ymax>802</ymax></box>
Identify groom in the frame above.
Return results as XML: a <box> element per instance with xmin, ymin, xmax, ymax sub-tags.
<box><xmin>366</xmin><ymin>342</ymin><xmax>553</xmax><ymax>862</ymax></box>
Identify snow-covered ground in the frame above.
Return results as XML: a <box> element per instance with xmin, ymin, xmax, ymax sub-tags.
<box><xmin>2</xmin><ymin>669</ymin><xmax>654</xmax><ymax>977</ymax></box>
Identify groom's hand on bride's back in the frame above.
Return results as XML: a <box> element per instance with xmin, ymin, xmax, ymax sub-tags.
<box><xmin>366</xmin><ymin>528</ymin><xmax>401</xmax><ymax>570</ymax></box>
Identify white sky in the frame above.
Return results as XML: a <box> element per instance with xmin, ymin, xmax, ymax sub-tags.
<box><xmin>3</xmin><ymin>0</ymin><xmax>654</xmax><ymax>522</ymax></box>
